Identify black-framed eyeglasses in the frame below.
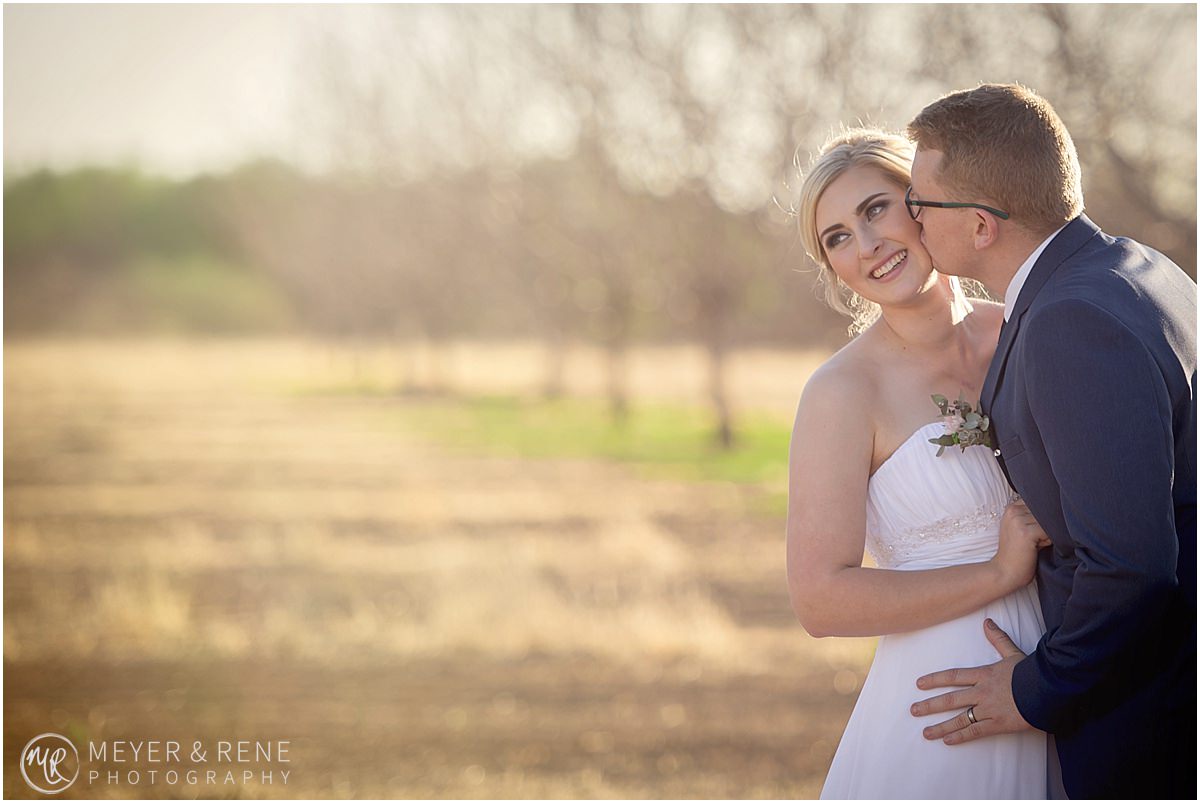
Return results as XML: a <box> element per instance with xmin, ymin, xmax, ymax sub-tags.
<box><xmin>905</xmin><ymin>186</ymin><xmax>1010</xmax><ymax>221</ymax></box>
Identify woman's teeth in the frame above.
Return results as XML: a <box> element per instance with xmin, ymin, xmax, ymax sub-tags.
<box><xmin>871</xmin><ymin>251</ymin><xmax>906</xmax><ymax>279</ymax></box>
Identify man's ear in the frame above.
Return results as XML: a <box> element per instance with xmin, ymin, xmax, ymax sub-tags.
<box><xmin>972</xmin><ymin>211</ymin><xmax>1000</xmax><ymax>251</ymax></box>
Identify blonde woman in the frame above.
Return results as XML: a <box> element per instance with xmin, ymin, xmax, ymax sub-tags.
<box><xmin>785</xmin><ymin>129</ymin><xmax>1049</xmax><ymax>798</ymax></box>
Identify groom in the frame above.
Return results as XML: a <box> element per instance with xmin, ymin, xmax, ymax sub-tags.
<box><xmin>903</xmin><ymin>84</ymin><xmax>1196</xmax><ymax>799</ymax></box>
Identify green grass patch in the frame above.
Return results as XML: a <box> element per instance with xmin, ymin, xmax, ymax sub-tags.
<box><xmin>390</xmin><ymin>393</ymin><xmax>792</xmax><ymax>490</ymax></box>
<box><xmin>123</xmin><ymin>255</ymin><xmax>296</xmax><ymax>333</ymax></box>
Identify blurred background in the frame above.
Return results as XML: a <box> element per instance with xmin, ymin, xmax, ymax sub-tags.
<box><xmin>4</xmin><ymin>4</ymin><xmax>1195</xmax><ymax>798</ymax></box>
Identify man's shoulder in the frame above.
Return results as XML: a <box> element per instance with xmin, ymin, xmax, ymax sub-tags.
<box><xmin>1032</xmin><ymin>227</ymin><xmax>1195</xmax><ymax>321</ymax></box>
<box><xmin>1092</xmin><ymin>230</ymin><xmax>1190</xmax><ymax>282</ymax></box>
<box><xmin>1020</xmin><ymin>256</ymin><xmax>1196</xmax><ymax>378</ymax></box>
<box><xmin>1070</xmin><ymin>224</ymin><xmax>1189</xmax><ymax>280</ymax></box>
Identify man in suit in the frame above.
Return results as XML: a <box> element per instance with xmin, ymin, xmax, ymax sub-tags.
<box><xmin>903</xmin><ymin>83</ymin><xmax>1196</xmax><ymax>799</ymax></box>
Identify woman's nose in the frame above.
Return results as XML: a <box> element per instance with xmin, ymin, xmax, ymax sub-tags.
<box><xmin>858</xmin><ymin>227</ymin><xmax>883</xmax><ymax>259</ymax></box>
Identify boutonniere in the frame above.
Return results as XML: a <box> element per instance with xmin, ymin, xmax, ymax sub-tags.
<box><xmin>929</xmin><ymin>393</ymin><xmax>996</xmax><ymax>457</ymax></box>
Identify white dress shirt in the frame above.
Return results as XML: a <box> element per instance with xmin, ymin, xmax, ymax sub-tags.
<box><xmin>1003</xmin><ymin>226</ymin><xmax>1067</xmax><ymax>321</ymax></box>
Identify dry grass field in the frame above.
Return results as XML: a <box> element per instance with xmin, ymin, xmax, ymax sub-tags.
<box><xmin>4</xmin><ymin>338</ymin><xmax>875</xmax><ymax>799</ymax></box>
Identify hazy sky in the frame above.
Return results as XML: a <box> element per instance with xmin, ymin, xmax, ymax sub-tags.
<box><xmin>4</xmin><ymin>4</ymin><xmax>351</xmax><ymax>177</ymax></box>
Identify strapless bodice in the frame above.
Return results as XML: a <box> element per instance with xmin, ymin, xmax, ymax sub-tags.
<box><xmin>866</xmin><ymin>422</ymin><xmax>1016</xmax><ymax>570</ymax></box>
<box><xmin>824</xmin><ymin>423</ymin><xmax>1045</xmax><ymax>799</ymax></box>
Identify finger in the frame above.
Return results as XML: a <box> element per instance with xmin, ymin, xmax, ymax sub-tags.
<box><xmin>922</xmin><ymin>710</ymin><xmax>974</xmax><ymax>740</ymax></box>
<box><xmin>910</xmin><ymin>689</ymin><xmax>974</xmax><ymax>717</ymax></box>
<box><xmin>916</xmin><ymin>666</ymin><xmax>982</xmax><ymax>690</ymax></box>
<box><xmin>944</xmin><ymin>720</ymin><xmax>994</xmax><ymax>745</ymax></box>
<box><xmin>983</xmin><ymin>618</ymin><xmax>1023</xmax><ymax>658</ymax></box>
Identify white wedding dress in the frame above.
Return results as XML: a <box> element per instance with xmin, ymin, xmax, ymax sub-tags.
<box><xmin>820</xmin><ymin>422</ymin><xmax>1048</xmax><ymax>800</ymax></box>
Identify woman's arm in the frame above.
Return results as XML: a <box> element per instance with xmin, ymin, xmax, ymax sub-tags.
<box><xmin>785</xmin><ymin>364</ymin><xmax>1033</xmax><ymax>638</ymax></box>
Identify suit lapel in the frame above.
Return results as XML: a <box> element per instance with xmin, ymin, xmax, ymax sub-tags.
<box><xmin>979</xmin><ymin>214</ymin><xmax>1101</xmax><ymax>413</ymax></box>
<box><xmin>981</xmin><ymin>314</ymin><xmax>1018</xmax><ymax>414</ymax></box>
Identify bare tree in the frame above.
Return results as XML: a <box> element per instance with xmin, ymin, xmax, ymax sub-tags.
<box><xmin>273</xmin><ymin>3</ymin><xmax>1194</xmax><ymax>429</ymax></box>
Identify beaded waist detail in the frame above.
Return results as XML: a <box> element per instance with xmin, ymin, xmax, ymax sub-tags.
<box><xmin>867</xmin><ymin>502</ymin><xmax>1005</xmax><ymax>569</ymax></box>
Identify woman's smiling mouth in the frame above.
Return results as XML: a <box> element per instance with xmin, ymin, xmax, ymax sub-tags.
<box><xmin>871</xmin><ymin>250</ymin><xmax>907</xmax><ymax>280</ymax></box>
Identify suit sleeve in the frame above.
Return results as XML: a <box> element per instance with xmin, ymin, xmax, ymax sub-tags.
<box><xmin>1010</xmin><ymin>299</ymin><xmax>1179</xmax><ymax>733</ymax></box>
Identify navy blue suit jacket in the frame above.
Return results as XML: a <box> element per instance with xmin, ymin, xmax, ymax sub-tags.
<box><xmin>981</xmin><ymin>215</ymin><xmax>1196</xmax><ymax>799</ymax></box>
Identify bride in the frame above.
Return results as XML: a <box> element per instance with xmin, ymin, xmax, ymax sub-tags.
<box><xmin>785</xmin><ymin>129</ymin><xmax>1050</xmax><ymax>799</ymax></box>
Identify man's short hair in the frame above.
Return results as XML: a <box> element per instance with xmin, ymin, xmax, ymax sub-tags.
<box><xmin>907</xmin><ymin>83</ymin><xmax>1084</xmax><ymax>235</ymax></box>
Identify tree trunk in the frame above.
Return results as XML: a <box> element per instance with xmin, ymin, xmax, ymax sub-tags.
<box><xmin>426</xmin><ymin>332</ymin><xmax>452</xmax><ymax>396</ymax></box>
<box><xmin>542</xmin><ymin>331</ymin><xmax>568</xmax><ymax>400</ymax></box>
<box><xmin>706</xmin><ymin>337</ymin><xmax>734</xmax><ymax>450</ymax></box>
<box><xmin>605</xmin><ymin>341</ymin><xmax>629</xmax><ymax>425</ymax></box>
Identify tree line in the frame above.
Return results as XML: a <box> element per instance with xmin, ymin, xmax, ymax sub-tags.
<box><xmin>5</xmin><ymin>4</ymin><xmax>1194</xmax><ymax>447</ymax></box>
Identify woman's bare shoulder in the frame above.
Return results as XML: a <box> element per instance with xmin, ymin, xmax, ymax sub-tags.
<box><xmin>972</xmin><ymin>298</ymin><xmax>1004</xmax><ymax>318</ymax></box>
<box><xmin>794</xmin><ymin>337</ymin><xmax>881</xmax><ymax>431</ymax></box>
<box><xmin>788</xmin><ymin>339</ymin><xmax>878</xmax><ymax>545</ymax></box>
<box><xmin>970</xmin><ymin>299</ymin><xmax>1006</xmax><ymax>341</ymax></box>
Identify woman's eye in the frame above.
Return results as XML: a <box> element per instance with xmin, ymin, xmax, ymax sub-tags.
<box><xmin>825</xmin><ymin>231</ymin><xmax>848</xmax><ymax>249</ymax></box>
<box><xmin>866</xmin><ymin>201</ymin><xmax>887</xmax><ymax>219</ymax></box>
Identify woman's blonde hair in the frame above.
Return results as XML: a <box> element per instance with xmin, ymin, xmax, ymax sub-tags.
<box><xmin>795</xmin><ymin>128</ymin><xmax>915</xmax><ymax>335</ymax></box>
